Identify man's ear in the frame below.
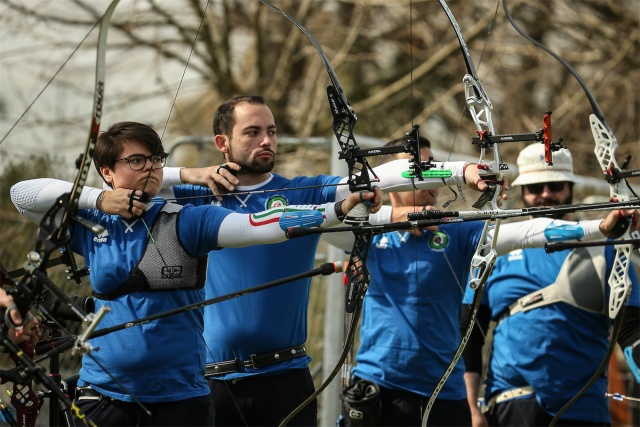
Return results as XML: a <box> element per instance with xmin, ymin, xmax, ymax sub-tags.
<box><xmin>214</xmin><ymin>135</ymin><xmax>229</xmax><ymax>154</ymax></box>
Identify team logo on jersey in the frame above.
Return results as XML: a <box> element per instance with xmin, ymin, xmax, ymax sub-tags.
<box><xmin>161</xmin><ymin>265</ymin><xmax>183</xmax><ymax>279</ymax></box>
<box><xmin>428</xmin><ymin>231</ymin><xmax>449</xmax><ymax>251</ymax></box>
<box><xmin>266</xmin><ymin>195</ymin><xmax>287</xmax><ymax>209</ymax></box>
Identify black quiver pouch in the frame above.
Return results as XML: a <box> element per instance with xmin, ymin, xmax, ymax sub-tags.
<box><xmin>341</xmin><ymin>379</ymin><xmax>382</xmax><ymax>426</ymax></box>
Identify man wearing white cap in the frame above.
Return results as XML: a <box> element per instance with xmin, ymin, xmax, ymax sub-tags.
<box><xmin>463</xmin><ymin>144</ymin><xmax>640</xmax><ymax>426</ymax></box>
<box><xmin>511</xmin><ymin>143</ymin><xmax>577</xmax><ymax>210</ymax></box>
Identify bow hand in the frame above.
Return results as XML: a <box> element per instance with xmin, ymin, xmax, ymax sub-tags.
<box><xmin>341</xmin><ymin>188</ymin><xmax>383</xmax><ymax>221</ymax></box>
<box><xmin>599</xmin><ymin>209</ymin><xmax>639</xmax><ymax>239</ymax></box>
<box><xmin>177</xmin><ymin>163</ymin><xmax>241</xmax><ymax>200</ymax></box>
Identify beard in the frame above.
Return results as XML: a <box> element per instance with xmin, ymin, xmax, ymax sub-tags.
<box><xmin>227</xmin><ymin>147</ymin><xmax>275</xmax><ymax>174</ymax></box>
<box><xmin>524</xmin><ymin>191</ymin><xmax>573</xmax><ymax>219</ymax></box>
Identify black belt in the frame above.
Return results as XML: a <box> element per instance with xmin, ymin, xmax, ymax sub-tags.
<box><xmin>205</xmin><ymin>344</ymin><xmax>306</xmax><ymax>377</ymax></box>
<box><xmin>76</xmin><ymin>386</ymin><xmax>113</xmax><ymax>402</ymax></box>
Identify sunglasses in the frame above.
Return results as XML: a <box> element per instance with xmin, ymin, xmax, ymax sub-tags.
<box><xmin>524</xmin><ymin>181</ymin><xmax>567</xmax><ymax>194</ymax></box>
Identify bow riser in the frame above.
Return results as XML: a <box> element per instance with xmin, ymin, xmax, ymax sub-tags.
<box><xmin>463</xmin><ymin>77</ymin><xmax>503</xmax><ymax>172</ymax></box>
<box><xmin>591</xmin><ymin>114</ymin><xmax>635</xmax><ymax>318</ymax></box>
<box><xmin>328</xmin><ymin>88</ymin><xmax>370</xmax><ymax>195</ymax></box>
<box><xmin>462</xmin><ymin>75</ymin><xmax>503</xmax><ymax>291</ymax></box>
<box><xmin>591</xmin><ymin>115</ymin><xmax>629</xmax><ymax>201</ymax></box>
<box><xmin>468</xmin><ymin>221</ymin><xmax>498</xmax><ymax>290</ymax></box>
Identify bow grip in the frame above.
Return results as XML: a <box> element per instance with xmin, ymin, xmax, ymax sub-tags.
<box><xmin>472</xmin><ymin>172</ymin><xmax>502</xmax><ymax>209</ymax></box>
<box><xmin>608</xmin><ymin>216</ymin><xmax>631</xmax><ymax>240</ymax></box>
<box><xmin>343</xmin><ymin>190</ymin><xmax>374</xmax><ymax>226</ymax></box>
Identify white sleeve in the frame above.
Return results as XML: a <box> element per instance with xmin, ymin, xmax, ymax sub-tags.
<box><xmin>216</xmin><ymin>202</ymin><xmax>341</xmax><ymax>247</ymax></box>
<box><xmin>11</xmin><ymin>179</ymin><xmax>103</xmax><ymax>223</ymax></box>
<box><xmin>492</xmin><ymin>218</ymin><xmax>604</xmax><ymax>256</ymax></box>
<box><xmin>161</xmin><ymin>167</ymin><xmax>183</xmax><ymax>187</ymax></box>
<box><xmin>320</xmin><ymin>205</ymin><xmax>392</xmax><ymax>252</ymax></box>
<box><xmin>335</xmin><ymin>159</ymin><xmax>466</xmax><ymax>199</ymax></box>
<box><xmin>367</xmin><ymin>205</ymin><xmax>393</xmax><ymax>225</ymax></box>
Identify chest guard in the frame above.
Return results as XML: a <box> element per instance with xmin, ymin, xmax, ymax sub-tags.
<box><xmin>500</xmin><ymin>246</ymin><xmax>608</xmax><ymax>321</ymax></box>
<box><xmin>94</xmin><ymin>203</ymin><xmax>207</xmax><ymax>300</ymax></box>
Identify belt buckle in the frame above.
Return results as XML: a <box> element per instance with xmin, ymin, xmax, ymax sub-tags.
<box><xmin>76</xmin><ymin>386</ymin><xmax>101</xmax><ymax>402</ymax></box>
<box><xmin>207</xmin><ymin>359</ymin><xmax>243</xmax><ymax>376</ymax></box>
<box><xmin>247</xmin><ymin>354</ymin><xmax>258</xmax><ymax>369</ymax></box>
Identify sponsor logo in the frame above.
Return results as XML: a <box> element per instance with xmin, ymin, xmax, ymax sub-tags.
<box><xmin>93</xmin><ymin>230</ymin><xmax>109</xmax><ymax>243</ymax></box>
<box><xmin>161</xmin><ymin>266</ymin><xmax>183</xmax><ymax>279</ymax></box>
<box><xmin>507</xmin><ymin>249</ymin><xmax>523</xmax><ymax>261</ymax></box>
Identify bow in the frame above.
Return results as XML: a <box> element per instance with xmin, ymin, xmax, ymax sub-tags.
<box><xmin>2</xmin><ymin>2</ymin><xmax>121</xmax><ymax>426</ymax></box>
<box><xmin>502</xmin><ymin>0</ymin><xmax>640</xmax><ymax>423</ymax></box>
<box><xmin>420</xmin><ymin>1</ymin><xmax>506</xmax><ymax>423</ymax></box>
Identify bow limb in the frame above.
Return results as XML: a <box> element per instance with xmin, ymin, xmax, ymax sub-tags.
<box><xmin>502</xmin><ymin>0</ymin><xmax>639</xmax><ymax>424</ymax></box>
<box><xmin>65</xmin><ymin>0</ymin><xmax>119</xmax><ymax>234</ymax></box>
<box><xmin>421</xmin><ymin>2</ymin><xmax>505</xmax><ymax>424</ymax></box>
<box><xmin>57</xmin><ymin>1</ymin><xmax>122</xmax><ymax>424</ymax></box>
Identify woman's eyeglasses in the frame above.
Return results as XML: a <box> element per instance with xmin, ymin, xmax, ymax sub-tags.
<box><xmin>524</xmin><ymin>181</ymin><xmax>567</xmax><ymax>194</ymax></box>
<box><xmin>115</xmin><ymin>154</ymin><xmax>167</xmax><ymax>171</ymax></box>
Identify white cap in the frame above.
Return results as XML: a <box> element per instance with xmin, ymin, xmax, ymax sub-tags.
<box><xmin>511</xmin><ymin>143</ymin><xmax>576</xmax><ymax>186</ymax></box>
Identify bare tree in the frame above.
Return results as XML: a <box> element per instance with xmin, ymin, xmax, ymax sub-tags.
<box><xmin>0</xmin><ymin>0</ymin><xmax>637</xmax><ymax>174</ymax></box>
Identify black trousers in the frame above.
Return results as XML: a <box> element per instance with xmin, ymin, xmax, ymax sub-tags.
<box><xmin>72</xmin><ymin>393</ymin><xmax>215</xmax><ymax>426</ymax></box>
<box><xmin>209</xmin><ymin>368</ymin><xmax>317</xmax><ymax>426</ymax></box>
<box><xmin>488</xmin><ymin>397</ymin><xmax>610</xmax><ymax>427</ymax></box>
<box><xmin>346</xmin><ymin>379</ymin><xmax>471</xmax><ymax>427</ymax></box>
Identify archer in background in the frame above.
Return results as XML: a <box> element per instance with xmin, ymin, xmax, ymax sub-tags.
<box><xmin>10</xmin><ymin>121</ymin><xmax>382</xmax><ymax>426</ymax></box>
<box><xmin>463</xmin><ymin>143</ymin><xmax>640</xmax><ymax>427</ymax></box>
<box><xmin>340</xmin><ymin>136</ymin><xmax>637</xmax><ymax>427</ymax></box>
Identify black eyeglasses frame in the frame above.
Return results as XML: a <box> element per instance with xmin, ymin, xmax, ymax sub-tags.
<box><xmin>115</xmin><ymin>154</ymin><xmax>168</xmax><ymax>171</ymax></box>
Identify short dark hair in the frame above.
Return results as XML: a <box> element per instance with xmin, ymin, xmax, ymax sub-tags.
<box><xmin>94</xmin><ymin>121</ymin><xmax>167</xmax><ymax>181</ymax></box>
<box><xmin>377</xmin><ymin>135</ymin><xmax>432</xmax><ymax>165</ymax></box>
<box><xmin>213</xmin><ymin>95</ymin><xmax>267</xmax><ymax>137</ymax></box>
